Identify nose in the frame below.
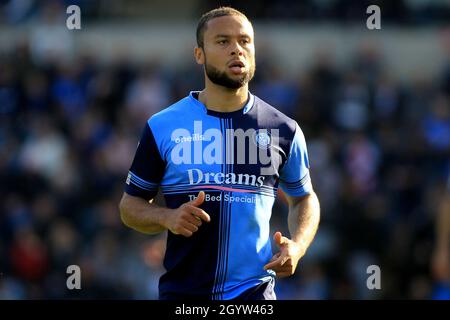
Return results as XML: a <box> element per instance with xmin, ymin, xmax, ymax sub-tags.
<box><xmin>230</xmin><ymin>41</ymin><xmax>244</xmax><ymax>56</ymax></box>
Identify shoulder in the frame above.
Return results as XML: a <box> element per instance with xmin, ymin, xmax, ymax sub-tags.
<box><xmin>252</xmin><ymin>95</ymin><xmax>298</xmax><ymax>137</ymax></box>
<box><xmin>147</xmin><ymin>96</ymin><xmax>193</xmax><ymax>130</ymax></box>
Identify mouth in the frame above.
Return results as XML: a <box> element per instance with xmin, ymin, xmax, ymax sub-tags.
<box><xmin>228</xmin><ymin>60</ymin><xmax>246</xmax><ymax>74</ymax></box>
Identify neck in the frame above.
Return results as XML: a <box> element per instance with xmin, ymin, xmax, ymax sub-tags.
<box><xmin>199</xmin><ymin>78</ymin><xmax>249</xmax><ymax>113</ymax></box>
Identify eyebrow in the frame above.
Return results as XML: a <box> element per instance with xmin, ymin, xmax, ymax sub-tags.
<box><xmin>214</xmin><ymin>34</ymin><xmax>251</xmax><ymax>39</ymax></box>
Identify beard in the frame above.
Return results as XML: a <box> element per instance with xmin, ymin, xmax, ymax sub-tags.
<box><xmin>204</xmin><ymin>59</ymin><xmax>255</xmax><ymax>89</ymax></box>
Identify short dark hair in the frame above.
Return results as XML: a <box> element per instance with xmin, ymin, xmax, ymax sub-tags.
<box><xmin>196</xmin><ymin>7</ymin><xmax>249</xmax><ymax>48</ymax></box>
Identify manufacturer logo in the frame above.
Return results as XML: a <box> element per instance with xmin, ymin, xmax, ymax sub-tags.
<box><xmin>174</xmin><ymin>133</ymin><xmax>206</xmax><ymax>144</ymax></box>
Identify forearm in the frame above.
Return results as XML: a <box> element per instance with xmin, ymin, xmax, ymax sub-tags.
<box><xmin>287</xmin><ymin>191</ymin><xmax>320</xmax><ymax>256</ymax></box>
<box><xmin>436</xmin><ymin>196</ymin><xmax>450</xmax><ymax>250</ymax></box>
<box><xmin>119</xmin><ymin>193</ymin><xmax>170</xmax><ymax>234</ymax></box>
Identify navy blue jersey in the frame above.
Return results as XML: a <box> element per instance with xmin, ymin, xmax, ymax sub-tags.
<box><xmin>124</xmin><ymin>91</ymin><xmax>313</xmax><ymax>299</ymax></box>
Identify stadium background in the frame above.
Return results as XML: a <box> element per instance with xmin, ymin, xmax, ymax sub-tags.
<box><xmin>0</xmin><ymin>0</ymin><xmax>449</xmax><ymax>299</ymax></box>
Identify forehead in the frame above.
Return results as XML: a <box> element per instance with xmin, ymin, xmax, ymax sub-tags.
<box><xmin>204</xmin><ymin>15</ymin><xmax>254</xmax><ymax>38</ymax></box>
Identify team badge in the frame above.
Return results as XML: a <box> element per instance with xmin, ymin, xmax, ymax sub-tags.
<box><xmin>253</xmin><ymin>130</ymin><xmax>271</xmax><ymax>149</ymax></box>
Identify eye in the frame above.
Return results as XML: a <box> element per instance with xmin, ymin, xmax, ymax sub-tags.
<box><xmin>217</xmin><ymin>39</ymin><xmax>227</xmax><ymax>45</ymax></box>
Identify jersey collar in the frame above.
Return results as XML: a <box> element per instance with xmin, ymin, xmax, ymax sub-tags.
<box><xmin>189</xmin><ymin>91</ymin><xmax>255</xmax><ymax>115</ymax></box>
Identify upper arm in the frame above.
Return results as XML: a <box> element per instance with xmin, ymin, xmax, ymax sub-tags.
<box><xmin>279</xmin><ymin>122</ymin><xmax>313</xmax><ymax>197</ymax></box>
<box><xmin>124</xmin><ymin>122</ymin><xmax>165</xmax><ymax>201</ymax></box>
<box><xmin>120</xmin><ymin>191</ymin><xmax>154</xmax><ymax>207</ymax></box>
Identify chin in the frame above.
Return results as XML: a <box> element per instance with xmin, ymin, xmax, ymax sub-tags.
<box><xmin>229</xmin><ymin>72</ymin><xmax>247</xmax><ymax>80</ymax></box>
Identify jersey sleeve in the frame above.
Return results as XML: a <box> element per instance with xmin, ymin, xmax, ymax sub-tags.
<box><xmin>124</xmin><ymin>122</ymin><xmax>165</xmax><ymax>200</ymax></box>
<box><xmin>278</xmin><ymin>122</ymin><xmax>313</xmax><ymax>197</ymax></box>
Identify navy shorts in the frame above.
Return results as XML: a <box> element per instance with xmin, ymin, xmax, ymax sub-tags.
<box><xmin>159</xmin><ymin>279</ymin><xmax>277</xmax><ymax>300</ymax></box>
<box><xmin>233</xmin><ymin>279</ymin><xmax>277</xmax><ymax>300</ymax></box>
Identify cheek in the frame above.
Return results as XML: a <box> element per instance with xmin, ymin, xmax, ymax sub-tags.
<box><xmin>204</xmin><ymin>49</ymin><xmax>223</xmax><ymax>64</ymax></box>
<box><xmin>247</xmin><ymin>53</ymin><xmax>256</xmax><ymax>66</ymax></box>
<box><xmin>246</xmin><ymin>47</ymin><xmax>255</xmax><ymax>61</ymax></box>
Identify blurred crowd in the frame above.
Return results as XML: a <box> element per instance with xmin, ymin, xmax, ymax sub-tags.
<box><xmin>201</xmin><ymin>0</ymin><xmax>450</xmax><ymax>24</ymax></box>
<box><xmin>1</xmin><ymin>0</ymin><xmax>450</xmax><ymax>25</ymax></box>
<box><xmin>1</xmin><ymin>34</ymin><xmax>449</xmax><ymax>299</ymax></box>
<box><xmin>0</xmin><ymin>26</ymin><xmax>450</xmax><ymax>299</ymax></box>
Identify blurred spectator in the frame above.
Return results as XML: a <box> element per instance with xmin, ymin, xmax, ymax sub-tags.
<box><xmin>422</xmin><ymin>94</ymin><xmax>450</xmax><ymax>151</ymax></box>
<box><xmin>125</xmin><ymin>61</ymin><xmax>171</xmax><ymax>122</ymax></box>
<box><xmin>430</xmin><ymin>172</ymin><xmax>450</xmax><ymax>300</ymax></box>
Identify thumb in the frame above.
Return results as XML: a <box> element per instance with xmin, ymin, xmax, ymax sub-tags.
<box><xmin>190</xmin><ymin>191</ymin><xmax>205</xmax><ymax>207</ymax></box>
<box><xmin>274</xmin><ymin>231</ymin><xmax>287</xmax><ymax>246</ymax></box>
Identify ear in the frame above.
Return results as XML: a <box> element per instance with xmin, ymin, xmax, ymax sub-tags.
<box><xmin>194</xmin><ymin>46</ymin><xmax>205</xmax><ymax>65</ymax></box>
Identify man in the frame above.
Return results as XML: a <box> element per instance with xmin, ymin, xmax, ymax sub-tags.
<box><xmin>430</xmin><ymin>171</ymin><xmax>450</xmax><ymax>299</ymax></box>
<box><xmin>119</xmin><ymin>7</ymin><xmax>320</xmax><ymax>300</ymax></box>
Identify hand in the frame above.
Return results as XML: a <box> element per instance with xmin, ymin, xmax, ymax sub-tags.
<box><xmin>431</xmin><ymin>246</ymin><xmax>450</xmax><ymax>282</ymax></box>
<box><xmin>163</xmin><ymin>191</ymin><xmax>211</xmax><ymax>237</ymax></box>
<box><xmin>263</xmin><ymin>231</ymin><xmax>304</xmax><ymax>278</ymax></box>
